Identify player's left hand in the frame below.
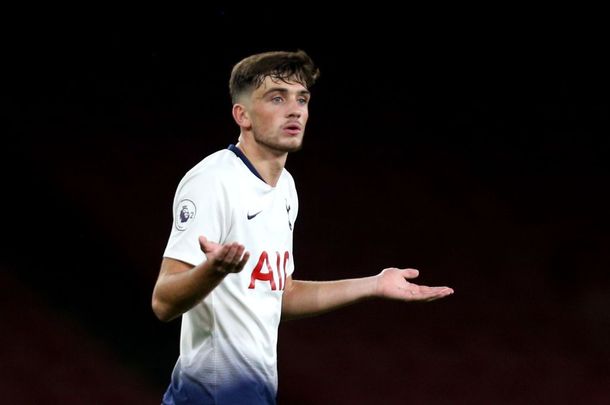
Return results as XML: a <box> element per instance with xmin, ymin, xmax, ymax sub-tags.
<box><xmin>375</xmin><ymin>268</ymin><xmax>454</xmax><ymax>302</ymax></box>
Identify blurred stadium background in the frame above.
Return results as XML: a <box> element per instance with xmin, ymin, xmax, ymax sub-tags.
<box><xmin>3</xmin><ymin>7</ymin><xmax>609</xmax><ymax>404</ymax></box>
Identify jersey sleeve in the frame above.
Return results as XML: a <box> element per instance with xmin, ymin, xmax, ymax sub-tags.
<box><xmin>163</xmin><ymin>169</ymin><xmax>228</xmax><ymax>267</ymax></box>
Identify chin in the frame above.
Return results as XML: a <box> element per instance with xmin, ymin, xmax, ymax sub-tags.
<box><xmin>256</xmin><ymin>135</ymin><xmax>304</xmax><ymax>153</ymax></box>
<box><xmin>285</xmin><ymin>145</ymin><xmax>303</xmax><ymax>153</ymax></box>
<box><xmin>284</xmin><ymin>139</ymin><xmax>304</xmax><ymax>153</ymax></box>
<box><xmin>271</xmin><ymin>138</ymin><xmax>304</xmax><ymax>153</ymax></box>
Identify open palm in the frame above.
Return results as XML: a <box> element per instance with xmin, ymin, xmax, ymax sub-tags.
<box><xmin>376</xmin><ymin>268</ymin><xmax>454</xmax><ymax>302</ymax></box>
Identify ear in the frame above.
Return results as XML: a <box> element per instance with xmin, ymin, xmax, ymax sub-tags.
<box><xmin>232</xmin><ymin>103</ymin><xmax>251</xmax><ymax>129</ymax></box>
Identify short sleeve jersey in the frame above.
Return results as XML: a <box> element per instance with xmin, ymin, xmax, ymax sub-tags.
<box><xmin>162</xmin><ymin>145</ymin><xmax>297</xmax><ymax>405</ymax></box>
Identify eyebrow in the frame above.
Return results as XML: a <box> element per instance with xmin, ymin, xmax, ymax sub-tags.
<box><xmin>262</xmin><ymin>87</ymin><xmax>311</xmax><ymax>97</ymax></box>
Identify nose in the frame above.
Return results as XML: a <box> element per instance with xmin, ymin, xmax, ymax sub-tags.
<box><xmin>287</xmin><ymin>109</ymin><xmax>301</xmax><ymax>119</ymax></box>
<box><xmin>287</xmin><ymin>98</ymin><xmax>305</xmax><ymax>118</ymax></box>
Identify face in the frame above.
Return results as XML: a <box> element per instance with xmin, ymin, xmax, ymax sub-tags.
<box><xmin>243</xmin><ymin>76</ymin><xmax>310</xmax><ymax>153</ymax></box>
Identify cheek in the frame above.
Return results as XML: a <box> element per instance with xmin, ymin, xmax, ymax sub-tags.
<box><xmin>257</xmin><ymin>108</ymin><xmax>277</xmax><ymax>123</ymax></box>
<box><xmin>251</xmin><ymin>109</ymin><xmax>272</xmax><ymax>127</ymax></box>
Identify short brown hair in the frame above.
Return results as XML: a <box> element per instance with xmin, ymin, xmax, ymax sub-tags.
<box><xmin>229</xmin><ymin>50</ymin><xmax>320</xmax><ymax>103</ymax></box>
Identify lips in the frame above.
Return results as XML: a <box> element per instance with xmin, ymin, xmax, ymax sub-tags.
<box><xmin>282</xmin><ymin>122</ymin><xmax>302</xmax><ymax>135</ymax></box>
<box><xmin>283</xmin><ymin>122</ymin><xmax>302</xmax><ymax>130</ymax></box>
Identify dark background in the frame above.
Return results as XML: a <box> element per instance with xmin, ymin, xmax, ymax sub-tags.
<box><xmin>2</xmin><ymin>6</ymin><xmax>609</xmax><ymax>404</ymax></box>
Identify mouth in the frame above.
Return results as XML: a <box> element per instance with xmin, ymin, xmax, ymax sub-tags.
<box><xmin>282</xmin><ymin>122</ymin><xmax>303</xmax><ymax>136</ymax></box>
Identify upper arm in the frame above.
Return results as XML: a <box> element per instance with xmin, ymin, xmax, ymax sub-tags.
<box><xmin>158</xmin><ymin>257</ymin><xmax>195</xmax><ymax>280</ymax></box>
<box><xmin>152</xmin><ymin>257</ymin><xmax>196</xmax><ymax>321</ymax></box>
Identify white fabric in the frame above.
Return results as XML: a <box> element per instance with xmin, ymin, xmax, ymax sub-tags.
<box><xmin>163</xmin><ymin>147</ymin><xmax>297</xmax><ymax>397</ymax></box>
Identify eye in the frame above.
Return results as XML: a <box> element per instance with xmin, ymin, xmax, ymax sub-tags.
<box><xmin>271</xmin><ymin>96</ymin><xmax>284</xmax><ymax>104</ymax></box>
<box><xmin>297</xmin><ymin>97</ymin><xmax>309</xmax><ymax>105</ymax></box>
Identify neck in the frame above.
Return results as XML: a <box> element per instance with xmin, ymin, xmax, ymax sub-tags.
<box><xmin>236</xmin><ymin>136</ymin><xmax>288</xmax><ymax>187</ymax></box>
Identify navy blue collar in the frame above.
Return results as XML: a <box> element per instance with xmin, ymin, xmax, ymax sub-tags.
<box><xmin>228</xmin><ymin>144</ymin><xmax>266</xmax><ymax>183</ymax></box>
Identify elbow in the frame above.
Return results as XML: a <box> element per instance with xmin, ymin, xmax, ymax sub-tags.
<box><xmin>152</xmin><ymin>296</ymin><xmax>176</xmax><ymax>323</ymax></box>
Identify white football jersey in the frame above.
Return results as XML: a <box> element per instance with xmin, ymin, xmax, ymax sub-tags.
<box><xmin>162</xmin><ymin>145</ymin><xmax>297</xmax><ymax>405</ymax></box>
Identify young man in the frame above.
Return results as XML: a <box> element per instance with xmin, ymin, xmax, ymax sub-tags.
<box><xmin>152</xmin><ymin>50</ymin><xmax>454</xmax><ymax>405</ymax></box>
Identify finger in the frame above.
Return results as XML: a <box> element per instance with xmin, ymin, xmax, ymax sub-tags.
<box><xmin>220</xmin><ymin>244</ymin><xmax>247</xmax><ymax>273</ymax></box>
<box><xmin>223</xmin><ymin>243</ymin><xmax>240</xmax><ymax>264</ymax></box>
<box><xmin>234</xmin><ymin>245</ymin><xmax>245</xmax><ymax>262</ymax></box>
<box><xmin>402</xmin><ymin>284</ymin><xmax>450</xmax><ymax>298</ymax></box>
<box><xmin>236</xmin><ymin>251</ymin><xmax>251</xmax><ymax>271</ymax></box>
<box><xmin>401</xmin><ymin>268</ymin><xmax>420</xmax><ymax>279</ymax></box>
<box><xmin>211</xmin><ymin>244</ymin><xmax>239</xmax><ymax>274</ymax></box>
<box><xmin>416</xmin><ymin>285</ymin><xmax>453</xmax><ymax>294</ymax></box>
<box><xmin>416</xmin><ymin>287</ymin><xmax>454</xmax><ymax>301</ymax></box>
<box><xmin>213</xmin><ymin>244</ymin><xmax>231</xmax><ymax>263</ymax></box>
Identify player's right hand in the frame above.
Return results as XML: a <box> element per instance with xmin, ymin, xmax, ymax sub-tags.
<box><xmin>199</xmin><ymin>236</ymin><xmax>250</xmax><ymax>275</ymax></box>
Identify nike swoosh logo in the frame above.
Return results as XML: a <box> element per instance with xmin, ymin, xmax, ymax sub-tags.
<box><xmin>247</xmin><ymin>210</ymin><xmax>262</xmax><ymax>220</ymax></box>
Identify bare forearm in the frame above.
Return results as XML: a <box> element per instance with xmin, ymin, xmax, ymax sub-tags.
<box><xmin>152</xmin><ymin>240</ymin><xmax>250</xmax><ymax>322</ymax></box>
<box><xmin>152</xmin><ymin>261</ymin><xmax>225</xmax><ymax>322</ymax></box>
<box><xmin>282</xmin><ymin>276</ymin><xmax>378</xmax><ymax>320</ymax></box>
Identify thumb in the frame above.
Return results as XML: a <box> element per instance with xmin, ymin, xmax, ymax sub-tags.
<box><xmin>198</xmin><ymin>236</ymin><xmax>210</xmax><ymax>252</ymax></box>
<box><xmin>401</xmin><ymin>268</ymin><xmax>420</xmax><ymax>279</ymax></box>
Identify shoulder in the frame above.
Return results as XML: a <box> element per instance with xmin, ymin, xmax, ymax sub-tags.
<box><xmin>179</xmin><ymin>149</ymin><xmax>240</xmax><ymax>187</ymax></box>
